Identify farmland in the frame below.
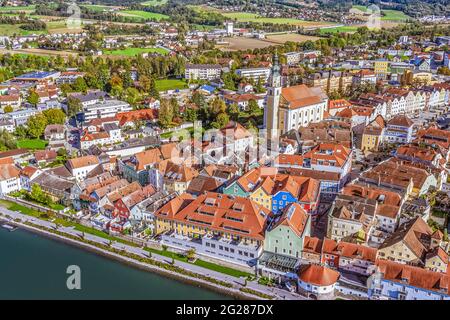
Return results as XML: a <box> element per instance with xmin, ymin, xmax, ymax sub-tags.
<box><xmin>319</xmin><ymin>26</ymin><xmax>360</xmax><ymax>34</ymax></box>
<box><xmin>265</xmin><ymin>33</ymin><xmax>323</xmax><ymax>44</ymax></box>
<box><xmin>0</xmin><ymin>5</ymin><xmax>36</xmax><ymax>13</ymax></box>
<box><xmin>117</xmin><ymin>10</ymin><xmax>169</xmax><ymax>21</ymax></box>
<box><xmin>141</xmin><ymin>0</ymin><xmax>168</xmax><ymax>6</ymax></box>
<box><xmin>351</xmin><ymin>5</ymin><xmax>411</xmax><ymax>21</ymax></box>
<box><xmin>222</xmin><ymin>12</ymin><xmax>335</xmax><ymax>27</ymax></box>
<box><xmin>104</xmin><ymin>47</ymin><xmax>169</xmax><ymax>57</ymax></box>
<box><xmin>0</xmin><ymin>24</ymin><xmax>46</xmax><ymax>36</ymax></box>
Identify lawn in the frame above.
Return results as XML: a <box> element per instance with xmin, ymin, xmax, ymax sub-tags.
<box><xmin>17</xmin><ymin>139</ymin><xmax>48</xmax><ymax>150</ymax></box>
<box><xmin>105</xmin><ymin>47</ymin><xmax>169</xmax><ymax>56</ymax></box>
<box><xmin>141</xmin><ymin>0</ymin><xmax>168</xmax><ymax>6</ymax></box>
<box><xmin>0</xmin><ymin>198</ymin><xmax>136</xmax><ymax>246</ymax></box>
<box><xmin>155</xmin><ymin>79</ymin><xmax>188</xmax><ymax>92</ymax></box>
<box><xmin>81</xmin><ymin>4</ymin><xmax>114</xmax><ymax>12</ymax></box>
<box><xmin>223</xmin><ymin>12</ymin><xmax>333</xmax><ymax>26</ymax></box>
<box><xmin>145</xmin><ymin>247</ymin><xmax>252</xmax><ymax>278</ymax></box>
<box><xmin>319</xmin><ymin>26</ymin><xmax>360</xmax><ymax>34</ymax></box>
<box><xmin>0</xmin><ymin>24</ymin><xmax>47</xmax><ymax>36</ymax></box>
<box><xmin>351</xmin><ymin>5</ymin><xmax>411</xmax><ymax>21</ymax></box>
<box><xmin>0</xmin><ymin>5</ymin><xmax>35</xmax><ymax>12</ymax></box>
<box><xmin>118</xmin><ymin>10</ymin><xmax>169</xmax><ymax>21</ymax></box>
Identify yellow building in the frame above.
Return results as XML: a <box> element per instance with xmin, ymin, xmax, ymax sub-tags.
<box><xmin>249</xmin><ymin>177</ymin><xmax>274</xmax><ymax>211</ymax></box>
<box><xmin>374</xmin><ymin>60</ymin><xmax>389</xmax><ymax>80</ymax></box>
<box><xmin>361</xmin><ymin>116</ymin><xmax>385</xmax><ymax>152</ymax></box>
<box><xmin>403</xmin><ymin>70</ymin><xmax>432</xmax><ymax>85</ymax></box>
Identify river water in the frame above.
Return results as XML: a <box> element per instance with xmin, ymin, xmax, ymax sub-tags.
<box><xmin>0</xmin><ymin>228</ymin><xmax>231</xmax><ymax>300</ymax></box>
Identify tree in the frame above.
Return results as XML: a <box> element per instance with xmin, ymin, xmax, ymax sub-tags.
<box><xmin>125</xmin><ymin>87</ymin><xmax>141</xmax><ymax>106</ymax></box>
<box><xmin>26</xmin><ymin>113</ymin><xmax>48</xmax><ymax>138</ymax></box>
<box><xmin>66</xmin><ymin>96</ymin><xmax>82</xmax><ymax>118</ymax></box>
<box><xmin>43</xmin><ymin>109</ymin><xmax>66</xmax><ymax>125</ymax></box>
<box><xmin>3</xmin><ymin>105</ymin><xmax>13</xmax><ymax>113</ymax></box>
<box><xmin>149</xmin><ymin>76</ymin><xmax>160</xmax><ymax>99</ymax></box>
<box><xmin>158</xmin><ymin>98</ymin><xmax>174</xmax><ymax>128</ymax></box>
<box><xmin>0</xmin><ymin>129</ymin><xmax>16</xmax><ymax>151</ymax></box>
<box><xmin>183</xmin><ymin>107</ymin><xmax>198</xmax><ymax>123</ymax></box>
<box><xmin>186</xmin><ymin>249</ymin><xmax>196</xmax><ymax>262</ymax></box>
<box><xmin>14</xmin><ymin>125</ymin><xmax>27</xmax><ymax>139</ymax></box>
<box><xmin>27</xmin><ymin>89</ymin><xmax>39</xmax><ymax>106</ymax></box>
<box><xmin>227</xmin><ymin>103</ymin><xmax>240</xmax><ymax>121</ymax></box>
<box><xmin>73</xmin><ymin>77</ymin><xmax>88</xmax><ymax>93</ymax></box>
<box><xmin>248</xmin><ymin>99</ymin><xmax>261</xmax><ymax>117</ymax></box>
<box><xmin>211</xmin><ymin>112</ymin><xmax>229</xmax><ymax>129</ymax></box>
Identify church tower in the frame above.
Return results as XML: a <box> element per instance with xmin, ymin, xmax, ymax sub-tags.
<box><xmin>264</xmin><ymin>51</ymin><xmax>282</xmax><ymax>139</ymax></box>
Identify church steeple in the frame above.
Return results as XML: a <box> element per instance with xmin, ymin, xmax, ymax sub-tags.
<box><xmin>264</xmin><ymin>49</ymin><xmax>282</xmax><ymax>148</ymax></box>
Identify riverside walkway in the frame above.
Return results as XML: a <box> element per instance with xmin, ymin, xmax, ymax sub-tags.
<box><xmin>0</xmin><ymin>205</ymin><xmax>306</xmax><ymax>301</ymax></box>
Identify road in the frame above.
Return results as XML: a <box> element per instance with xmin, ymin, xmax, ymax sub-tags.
<box><xmin>0</xmin><ymin>205</ymin><xmax>306</xmax><ymax>300</ymax></box>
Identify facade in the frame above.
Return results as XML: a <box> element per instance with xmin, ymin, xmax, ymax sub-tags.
<box><xmin>82</xmin><ymin>99</ymin><xmax>132</xmax><ymax>121</ymax></box>
<box><xmin>235</xmin><ymin>67</ymin><xmax>271</xmax><ymax>83</ymax></box>
<box><xmin>66</xmin><ymin>155</ymin><xmax>100</xmax><ymax>183</ymax></box>
<box><xmin>369</xmin><ymin>260</ymin><xmax>450</xmax><ymax>300</ymax></box>
<box><xmin>185</xmin><ymin>64</ymin><xmax>222</xmax><ymax>81</ymax></box>
<box><xmin>154</xmin><ymin>192</ymin><xmax>272</xmax><ymax>266</ymax></box>
<box><xmin>0</xmin><ymin>164</ymin><xmax>21</xmax><ymax>194</ymax></box>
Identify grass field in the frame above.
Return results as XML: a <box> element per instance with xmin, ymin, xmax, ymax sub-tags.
<box><xmin>0</xmin><ymin>24</ymin><xmax>47</xmax><ymax>36</ymax></box>
<box><xmin>141</xmin><ymin>0</ymin><xmax>168</xmax><ymax>6</ymax></box>
<box><xmin>0</xmin><ymin>5</ymin><xmax>35</xmax><ymax>12</ymax></box>
<box><xmin>81</xmin><ymin>4</ymin><xmax>116</xmax><ymax>12</ymax></box>
<box><xmin>105</xmin><ymin>47</ymin><xmax>168</xmax><ymax>56</ymax></box>
<box><xmin>17</xmin><ymin>139</ymin><xmax>48</xmax><ymax>150</ymax></box>
<box><xmin>155</xmin><ymin>79</ymin><xmax>188</xmax><ymax>92</ymax></box>
<box><xmin>223</xmin><ymin>12</ymin><xmax>333</xmax><ymax>27</ymax></box>
<box><xmin>351</xmin><ymin>5</ymin><xmax>411</xmax><ymax>21</ymax></box>
<box><xmin>118</xmin><ymin>10</ymin><xmax>169</xmax><ymax>21</ymax></box>
<box><xmin>319</xmin><ymin>26</ymin><xmax>360</xmax><ymax>34</ymax></box>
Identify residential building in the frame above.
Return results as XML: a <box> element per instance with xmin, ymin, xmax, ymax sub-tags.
<box><xmin>185</xmin><ymin>64</ymin><xmax>222</xmax><ymax>81</ymax></box>
<box><xmin>66</xmin><ymin>155</ymin><xmax>100</xmax><ymax>182</ymax></box>
<box><xmin>154</xmin><ymin>192</ymin><xmax>272</xmax><ymax>266</ymax></box>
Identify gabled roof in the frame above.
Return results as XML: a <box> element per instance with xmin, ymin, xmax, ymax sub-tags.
<box><xmin>376</xmin><ymin>260</ymin><xmax>449</xmax><ymax>295</ymax></box>
<box><xmin>155</xmin><ymin>192</ymin><xmax>272</xmax><ymax>240</ymax></box>
<box><xmin>67</xmin><ymin>155</ymin><xmax>99</xmax><ymax>169</ymax></box>
<box><xmin>379</xmin><ymin>217</ymin><xmax>432</xmax><ymax>260</ymax></box>
<box><xmin>268</xmin><ymin>203</ymin><xmax>309</xmax><ymax>237</ymax></box>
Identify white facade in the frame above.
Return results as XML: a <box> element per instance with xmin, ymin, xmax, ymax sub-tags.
<box><xmin>0</xmin><ymin>176</ymin><xmax>21</xmax><ymax>195</ymax></box>
<box><xmin>236</xmin><ymin>68</ymin><xmax>271</xmax><ymax>83</ymax></box>
<box><xmin>185</xmin><ymin>65</ymin><xmax>222</xmax><ymax>81</ymax></box>
<box><xmin>71</xmin><ymin>164</ymin><xmax>99</xmax><ymax>182</ymax></box>
<box><xmin>373</xmin><ymin>279</ymin><xmax>450</xmax><ymax>300</ymax></box>
<box><xmin>83</xmin><ymin>100</ymin><xmax>132</xmax><ymax>121</ymax></box>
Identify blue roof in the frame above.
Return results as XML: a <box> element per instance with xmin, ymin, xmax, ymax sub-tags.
<box><xmin>15</xmin><ymin>71</ymin><xmax>58</xmax><ymax>80</ymax></box>
<box><xmin>200</xmin><ymin>85</ymin><xmax>215</xmax><ymax>93</ymax></box>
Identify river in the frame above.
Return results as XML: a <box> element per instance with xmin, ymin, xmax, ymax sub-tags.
<box><xmin>0</xmin><ymin>227</ymin><xmax>231</xmax><ymax>300</ymax></box>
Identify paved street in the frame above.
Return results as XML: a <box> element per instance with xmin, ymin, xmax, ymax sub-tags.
<box><xmin>0</xmin><ymin>205</ymin><xmax>306</xmax><ymax>300</ymax></box>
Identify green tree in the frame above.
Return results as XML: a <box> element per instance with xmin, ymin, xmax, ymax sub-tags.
<box><xmin>27</xmin><ymin>89</ymin><xmax>39</xmax><ymax>106</ymax></box>
<box><xmin>66</xmin><ymin>96</ymin><xmax>82</xmax><ymax>118</ymax></box>
<box><xmin>227</xmin><ymin>103</ymin><xmax>240</xmax><ymax>121</ymax></box>
<box><xmin>248</xmin><ymin>99</ymin><xmax>261</xmax><ymax>117</ymax></box>
<box><xmin>43</xmin><ymin>109</ymin><xmax>66</xmax><ymax>125</ymax></box>
<box><xmin>73</xmin><ymin>77</ymin><xmax>88</xmax><ymax>93</ymax></box>
<box><xmin>26</xmin><ymin>113</ymin><xmax>48</xmax><ymax>138</ymax></box>
<box><xmin>3</xmin><ymin>105</ymin><xmax>13</xmax><ymax>113</ymax></box>
<box><xmin>158</xmin><ymin>98</ymin><xmax>174</xmax><ymax>129</ymax></box>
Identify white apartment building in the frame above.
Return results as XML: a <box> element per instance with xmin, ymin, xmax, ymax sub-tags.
<box><xmin>284</xmin><ymin>52</ymin><xmax>302</xmax><ymax>66</ymax></box>
<box><xmin>185</xmin><ymin>64</ymin><xmax>222</xmax><ymax>81</ymax></box>
<box><xmin>235</xmin><ymin>67</ymin><xmax>271</xmax><ymax>83</ymax></box>
<box><xmin>83</xmin><ymin>99</ymin><xmax>132</xmax><ymax>121</ymax></box>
